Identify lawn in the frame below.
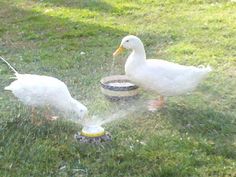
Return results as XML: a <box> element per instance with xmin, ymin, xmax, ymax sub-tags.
<box><xmin>0</xmin><ymin>0</ymin><xmax>236</xmax><ymax>176</ymax></box>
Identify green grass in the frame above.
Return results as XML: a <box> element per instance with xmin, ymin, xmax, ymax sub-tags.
<box><xmin>0</xmin><ymin>0</ymin><xmax>236</xmax><ymax>176</ymax></box>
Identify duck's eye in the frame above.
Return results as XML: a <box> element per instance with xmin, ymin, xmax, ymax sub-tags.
<box><xmin>126</xmin><ymin>40</ymin><xmax>129</xmax><ymax>42</ymax></box>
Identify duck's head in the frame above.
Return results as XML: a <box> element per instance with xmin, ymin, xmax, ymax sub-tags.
<box><xmin>113</xmin><ymin>35</ymin><xmax>143</xmax><ymax>56</ymax></box>
<box><xmin>71</xmin><ymin>99</ymin><xmax>88</xmax><ymax>120</ymax></box>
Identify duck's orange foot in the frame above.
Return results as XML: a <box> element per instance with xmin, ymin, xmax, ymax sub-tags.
<box><xmin>46</xmin><ymin>115</ymin><xmax>59</xmax><ymax>121</ymax></box>
<box><xmin>147</xmin><ymin>97</ymin><xmax>165</xmax><ymax>112</ymax></box>
<box><xmin>44</xmin><ymin>106</ymin><xmax>59</xmax><ymax>121</ymax></box>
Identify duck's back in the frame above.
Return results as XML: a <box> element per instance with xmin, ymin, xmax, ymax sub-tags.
<box><xmin>5</xmin><ymin>74</ymin><xmax>72</xmax><ymax>106</ymax></box>
<box><xmin>131</xmin><ymin>59</ymin><xmax>211</xmax><ymax>96</ymax></box>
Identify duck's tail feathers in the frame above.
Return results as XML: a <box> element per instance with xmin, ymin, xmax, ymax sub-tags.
<box><xmin>206</xmin><ymin>65</ymin><xmax>212</xmax><ymax>72</ymax></box>
<box><xmin>4</xmin><ymin>85</ymin><xmax>12</xmax><ymax>91</ymax></box>
<box><xmin>0</xmin><ymin>56</ymin><xmax>19</xmax><ymax>76</ymax></box>
<box><xmin>198</xmin><ymin>64</ymin><xmax>212</xmax><ymax>73</ymax></box>
<box><xmin>10</xmin><ymin>76</ymin><xmax>17</xmax><ymax>79</ymax></box>
<box><xmin>194</xmin><ymin>65</ymin><xmax>212</xmax><ymax>82</ymax></box>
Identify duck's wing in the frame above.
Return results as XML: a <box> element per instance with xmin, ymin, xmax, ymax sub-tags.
<box><xmin>5</xmin><ymin>74</ymin><xmax>73</xmax><ymax>106</ymax></box>
<box><xmin>141</xmin><ymin>59</ymin><xmax>211</xmax><ymax>94</ymax></box>
<box><xmin>146</xmin><ymin>59</ymin><xmax>210</xmax><ymax>80</ymax></box>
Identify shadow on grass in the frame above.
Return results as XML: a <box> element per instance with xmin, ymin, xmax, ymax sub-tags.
<box><xmin>162</xmin><ymin>103</ymin><xmax>236</xmax><ymax>160</ymax></box>
<box><xmin>0</xmin><ymin>1</ymin><xmax>127</xmax><ymax>49</ymax></box>
<box><xmin>0</xmin><ymin>0</ymin><xmax>129</xmax><ymax>80</ymax></box>
<box><xmin>39</xmin><ymin>0</ymin><xmax>119</xmax><ymax>13</ymax></box>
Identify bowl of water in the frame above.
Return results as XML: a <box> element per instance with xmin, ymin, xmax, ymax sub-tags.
<box><xmin>100</xmin><ymin>75</ymin><xmax>139</xmax><ymax>100</ymax></box>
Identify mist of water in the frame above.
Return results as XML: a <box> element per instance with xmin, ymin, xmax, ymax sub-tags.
<box><xmin>109</xmin><ymin>56</ymin><xmax>116</xmax><ymax>76</ymax></box>
<box><xmin>65</xmin><ymin>56</ymin><xmax>145</xmax><ymax>129</ymax></box>
<box><xmin>78</xmin><ymin>99</ymin><xmax>146</xmax><ymax>128</ymax></box>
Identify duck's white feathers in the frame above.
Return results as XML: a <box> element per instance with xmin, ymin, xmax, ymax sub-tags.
<box><xmin>4</xmin><ymin>74</ymin><xmax>72</xmax><ymax>107</ymax></box>
<box><xmin>127</xmin><ymin>59</ymin><xmax>211</xmax><ymax>96</ymax></box>
<box><xmin>1</xmin><ymin>56</ymin><xmax>87</xmax><ymax>119</ymax></box>
<box><xmin>121</xmin><ymin>35</ymin><xmax>212</xmax><ymax>97</ymax></box>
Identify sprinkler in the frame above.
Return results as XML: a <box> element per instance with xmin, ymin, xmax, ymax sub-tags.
<box><xmin>74</xmin><ymin>125</ymin><xmax>111</xmax><ymax>143</ymax></box>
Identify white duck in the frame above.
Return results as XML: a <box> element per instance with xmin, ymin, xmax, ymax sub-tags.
<box><xmin>0</xmin><ymin>56</ymin><xmax>88</xmax><ymax>120</ymax></box>
<box><xmin>113</xmin><ymin>35</ymin><xmax>212</xmax><ymax>111</ymax></box>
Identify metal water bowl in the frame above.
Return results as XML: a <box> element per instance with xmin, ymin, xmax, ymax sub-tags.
<box><xmin>100</xmin><ymin>75</ymin><xmax>139</xmax><ymax>100</ymax></box>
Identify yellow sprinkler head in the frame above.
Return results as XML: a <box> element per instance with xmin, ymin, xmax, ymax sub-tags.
<box><xmin>75</xmin><ymin>125</ymin><xmax>112</xmax><ymax>143</ymax></box>
<box><xmin>81</xmin><ymin>125</ymin><xmax>105</xmax><ymax>138</ymax></box>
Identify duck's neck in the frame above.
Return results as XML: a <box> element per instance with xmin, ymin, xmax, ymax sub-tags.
<box><xmin>126</xmin><ymin>45</ymin><xmax>146</xmax><ymax>71</ymax></box>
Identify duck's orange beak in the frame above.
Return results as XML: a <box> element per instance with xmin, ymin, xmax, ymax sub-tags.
<box><xmin>113</xmin><ymin>45</ymin><xmax>125</xmax><ymax>57</ymax></box>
